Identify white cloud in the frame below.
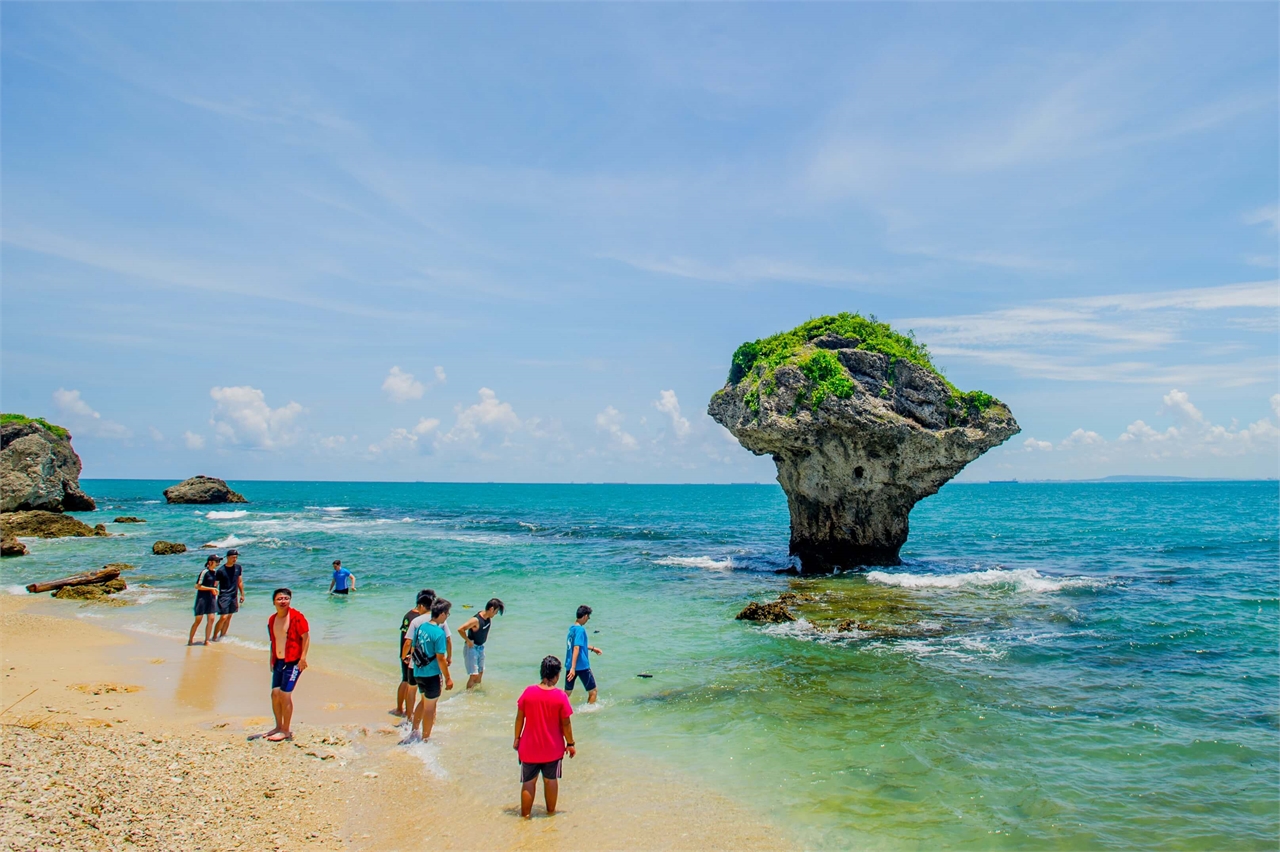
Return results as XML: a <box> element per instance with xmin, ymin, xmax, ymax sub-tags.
<box><xmin>1112</xmin><ymin>390</ymin><xmax>1279</xmax><ymax>459</ymax></box>
<box><xmin>1160</xmin><ymin>389</ymin><xmax>1205</xmax><ymax>424</ymax></box>
<box><xmin>440</xmin><ymin>388</ymin><xmax>521</xmax><ymax>446</ymax></box>
<box><xmin>184</xmin><ymin>431</ymin><xmax>206</xmax><ymax>450</ymax></box>
<box><xmin>1271</xmin><ymin>393</ymin><xmax>1280</xmax><ymax>420</ymax></box>
<box><xmin>608</xmin><ymin>254</ymin><xmax>868</xmax><ymax>287</ymax></box>
<box><xmin>368</xmin><ymin>427</ymin><xmax>421</xmax><ymax>456</ymax></box>
<box><xmin>653</xmin><ymin>390</ymin><xmax>691</xmax><ymax>439</ymax></box>
<box><xmin>1244</xmin><ymin>204</ymin><xmax>1279</xmax><ymax>233</ymax></box>
<box><xmin>596</xmin><ymin>406</ymin><xmax>637</xmax><ymax>449</ymax></box>
<box><xmin>382</xmin><ymin>366</ymin><xmax>425</xmax><ymax>403</ymax></box>
<box><xmin>1023</xmin><ymin>438</ymin><xmax>1053</xmax><ymax>452</ymax></box>
<box><xmin>209</xmin><ymin>386</ymin><xmax>303</xmax><ymax>450</ymax></box>
<box><xmin>413</xmin><ymin>417</ymin><xmax>440</xmax><ymax>436</ymax></box>
<box><xmin>148</xmin><ymin>427</ymin><xmax>165</xmax><ymax>443</ymax></box>
<box><xmin>434</xmin><ymin>366</ymin><xmax>447</xmax><ymax>383</ymax></box>
<box><xmin>1059</xmin><ymin>429</ymin><xmax>1104</xmax><ymax>449</ymax></box>
<box><xmin>51</xmin><ymin>388</ymin><xmax>130</xmax><ymax>439</ymax></box>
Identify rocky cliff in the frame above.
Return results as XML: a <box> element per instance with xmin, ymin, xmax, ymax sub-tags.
<box><xmin>0</xmin><ymin>415</ymin><xmax>96</xmax><ymax>513</ymax></box>
<box><xmin>708</xmin><ymin>314</ymin><xmax>1019</xmax><ymax>572</ymax></box>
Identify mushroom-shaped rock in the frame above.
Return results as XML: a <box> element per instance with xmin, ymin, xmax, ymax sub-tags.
<box><xmin>709</xmin><ymin>314</ymin><xmax>1019</xmax><ymax>573</ymax></box>
<box><xmin>163</xmin><ymin>476</ymin><xmax>247</xmax><ymax>505</ymax></box>
<box><xmin>0</xmin><ymin>415</ymin><xmax>96</xmax><ymax>512</ymax></box>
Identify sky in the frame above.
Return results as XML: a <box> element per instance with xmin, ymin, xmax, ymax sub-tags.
<box><xmin>2</xmin><ymin>3</ymin><xmax>1277</xmax><ymax>483</ymax></box>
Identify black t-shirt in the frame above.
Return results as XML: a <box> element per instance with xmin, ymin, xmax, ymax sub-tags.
<box><xmin>196</xmin><ymin>568</ymin><xmax>217</xmax><ymax>602</ymax></box>
<box><xmin>399</xmin><ymin>609</ymin><xmax>420</xmax><ymax>643</ymax></box>
<box><xmin>215</xmin><ymin>563</ymin><xmax>242</xmax><ymax>595</ymax></box>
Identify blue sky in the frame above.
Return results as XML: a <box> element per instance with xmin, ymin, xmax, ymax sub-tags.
<box><xmin>2</xmin><ymin>3</ymin><xmax>1276</xmax><ymax>483</ymax></box>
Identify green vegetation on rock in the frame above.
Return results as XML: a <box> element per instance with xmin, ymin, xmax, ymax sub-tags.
<box><xmin>726</xmin><ymin>313</ymin><xmax>999</xmax><ymax>416</ymax></box>
<box><xmin>0</xmin><ymin>413</ymin><xmax>70</xmax><ymax>439</ymax></box>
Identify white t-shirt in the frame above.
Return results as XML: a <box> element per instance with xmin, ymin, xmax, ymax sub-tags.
<box><xmin>407</xmin><ymin>614</ymin><xmax>449</xmax><ymax>647</ymax></box>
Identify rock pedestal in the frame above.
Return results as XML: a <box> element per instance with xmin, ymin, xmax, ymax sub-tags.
<box><xmin>163</xmin><ymin>476</ymin><xmax>247</xmax><ymax>504</ymax></box>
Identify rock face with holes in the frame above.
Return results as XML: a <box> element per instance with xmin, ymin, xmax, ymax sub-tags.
<box><xmin>0</xmin><ymin>418</ymin><xmax>96</xmax><ymax>513</ymax></box>
<box><xmin>709</xmin><ymin>329</ymin><xmax>1019</xmax><ymax>572</ymax></box>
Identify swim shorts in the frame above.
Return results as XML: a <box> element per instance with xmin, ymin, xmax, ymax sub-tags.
<box><xmin>464</xmin><ymin>643</ymin><xmax>485</xmax><ymax>676</ymax></box>
<box><xmin>400</xmin><ymin>659</ymin><xmax>415</xmax><ymax>684</ymax></box>
<box><xmin>332</xmin><ymin>588</ymin><xmax>349</xmax><ymax>595</ymax></box>
<box><xmin>271</xmin><ymin>659</ymin><xmax>302</xmax><ymax>693</ymax></box>
<box><xmin>217</xmin><ymin>592</ymin><xmax>239</xmax><ymax>615</ymax></box>
<box><xmin>194</xmin><ymin>595</ymin><xmax>217</xmax><ymax>617</ymax></box>
<box><xmin>565</xmin><ymin>667</ymin><xmax>596</xmax><ymax>693</ymax></box>
<box><xmin>416</xmin><ymin>673</ymin><xmax>442</xmax><ymax>700</ymax></box>
<box><xmin>520</xmin><ymin>759</ymin><xmax>563</xmax><ymax>783</ymax></box>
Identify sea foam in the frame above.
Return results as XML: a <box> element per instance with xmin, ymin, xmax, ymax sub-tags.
<box><xmin>867</xmin><ymin>567</ymin><xmax>1106</xmax><ymax>593</ymax></box>
<box><xmin>655</xmin><ymin>556</ymin><xmax>734</xmax><ymax>571</ymax></box>
<box><xmin>202</xmin><ymin>534</ymin><xmax>250</xmax><ymax>548</ymax></box>
<box><xmin>206</xmin><ymin>510</ymin><xmax>249</xmax><ymax>519</ymax></box>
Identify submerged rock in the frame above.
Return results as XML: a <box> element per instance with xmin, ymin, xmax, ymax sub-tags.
<box><xmin>1</xmin><ymin>534</ymin><xmax>27</xmax><ymax>557</ymax></box>
<box><xmin>163</xmin><ymin>476</ymin><xmax>247</xmax><ymax>505</ymax></box>
<box><xmin>152</xmin><ymin>540</ymin><xmax>187</xmax><ymax>555</ymax></box>
<box><xmin>0</xmin><ymin>416</ymin><xmax>96</xmax><ymax>512</ymax></box>
<box><xmin>735</xmin><ymin>600</ymin><xmax>796</xmax><ymax>623</ymax></box>
<box><xmin>53</xmin><ymin>578</ymin><xmax>127</xmax><ymax>600</ymax></box>
<box><xmin>709</xmin><ymin>314</ymin><xmax>1019</xmax><ymax>572</ymax></box>
<box><xmin>113</xmin><ymin>516</ymin><xmax>146</xmax><ymax>524</ymax></box>
<box><xmin>0</xmin><ymin>510</ymin><xmax>97</xmax><ymax>538</ymax></box>
<box><xmin>93</xmin><ymin>523</ymin><xmax>111</xmax><ymax>537</ymax></box>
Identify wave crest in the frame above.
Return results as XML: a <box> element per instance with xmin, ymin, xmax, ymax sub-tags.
<box><xmin>206</xmin><ymin>510</ymin><xmax>249</xmax><ymax>519</ymax></box>
<box><xmin>655</xmin><ymin>556</ymin><xmax>734</xmax><ymax>571</ymax></box>
<box><xmin>867</xmin><ymin>567</ymin><xmax>1107</xmax><ymax>593</ymax></box>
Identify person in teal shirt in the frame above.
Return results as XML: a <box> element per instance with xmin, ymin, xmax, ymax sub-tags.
<box><xmin>329</xmin><ymin>560</ymin><xmax>355</xmax><ymax>595</ymax></box>
<box><xmin>565</xmin><ymin>605</ymin><xmax>602</xmax><ymax>704</ymax></box>
<box><xmin>400</xmin><ymin>598</ymin><xmax>453</xmax><ymax>744</ymax></box>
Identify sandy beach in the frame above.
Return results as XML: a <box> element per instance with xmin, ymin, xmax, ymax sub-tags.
<box><xmin>0</xmin><ymin>594</ymin><xmax>787</xmax><ymax>851</ymax></box>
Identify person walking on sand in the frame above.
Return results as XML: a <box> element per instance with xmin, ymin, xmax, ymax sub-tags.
<box><xmin>328</xmin><ymin>560</ymin><xmax>355</xmax><ymax>595</ymax></box>
<box><xmin>394</xmin><ymin>589</ymin><xmax>434</xmax><ymax>717</ymax></box>
<box><xmin>400</xmin><ymin>598</ymin><xmax>453</xmax><ymax>744</ymax></box>
<box><xmin>457</xmin><ymin>597</ymin><xmax>504</xmax><ymax>690</ymax></box>
<box><xmin>261</xmin><ymin>588</ymin><xmax>310</xmax><ymax>742</ymax></box>
<box><xmin>188</xmin><ymin>554</ymin><xmax>221</xmax><ymax>646</ymax></box>
<box><xmin>211</xmin><ymin>548</ymin><xmax>245</xmax><ymax>642</ymax></box>
<box><xmin>514</xmin><ymin>655</ymin><xmax>576</xmax><ymax>819</ymax></box>
<box><xmin>565</xmin><ymin>605</ymin><xmax>603</xmax><ymax>705</ymax></box>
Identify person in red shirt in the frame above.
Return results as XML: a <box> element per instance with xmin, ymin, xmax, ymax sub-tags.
<box><xmin>259</xmin><ymin>588</ymin><xmax>310</xmax><ymax>742</ymax></box>
<box><xmin>513</xmin><ymin>655</ymin><xmax>576</xmax><ymax>818</ymax></box>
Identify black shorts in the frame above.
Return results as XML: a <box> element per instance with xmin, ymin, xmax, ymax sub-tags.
<box><xmin>416</xmin><ymin>674</ymin><xmax>442</xmax><ymax>700</ymax></box>
<box><xmin>194</xmin><ymin>595</ymin><xmax>217</xmax><ymax>616</ymax></box>
<box><xmin>217</xmin><ymin>592</ymin><xmax>239</xmax><ymax>615</ymax></box>
<box><xmin>565</xmin><ymin>668</ymin><xmax>596</xmax><ymax>693</ymax></box>
<box><xmin>400</xmin><ymin>659</ymin><xmax>415</xmax><ymax>684</ymax></box>
<box><xmin>333</xmin><ymin>588</ymin><xmax>349</xmax><ymax>595</ymax></box>
<box><xmin>520</xmin><ymin>759</ymin><xmax>563</xmax><ymax>783</ymax></box>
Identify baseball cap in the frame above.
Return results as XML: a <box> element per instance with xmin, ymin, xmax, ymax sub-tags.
<box><xmin>205</xmin><ymin>553</ymin><xmax>222</xmax><ymax>563</ymax></box>
<box><xmin>226</xmin><ymin>548</ymin><xmax>239</xmax><ymax>556</ymax></box>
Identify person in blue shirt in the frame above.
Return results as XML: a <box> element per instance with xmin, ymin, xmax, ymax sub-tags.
<box><xmin>328</xmin><ymin>560</ymin><xmax>356</xmax><ymax>596</ymax></box>
<box><xmin>565</xmin><ymin>605</ymin><xmax>603</xmax><ymax>705</ymax></box>
<box><xmin>399</xmin><ymin>598</ymin><xmax>453</xmax><ymax>744</ymax></box>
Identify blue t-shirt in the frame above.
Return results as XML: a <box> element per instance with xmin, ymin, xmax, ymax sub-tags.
<box><xmin>412</xmin><ymin>620</ymin><xmax>449</xmax><ymax>677</ymax></box>
<box><xmin>566</xmin><ymin>623</ymin><xmax>590</xmax><ymax>671</ymax></box>
<box><xmin>332</xmin><ymin>567</ymin><xmax>353</xmax><ymax>591</ymax></box>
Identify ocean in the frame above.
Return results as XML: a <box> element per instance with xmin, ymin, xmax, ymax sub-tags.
<box><xmin>4</xmin><ymin>480</ymin><xmax>1277</xmax><ymax>849</ymax></box>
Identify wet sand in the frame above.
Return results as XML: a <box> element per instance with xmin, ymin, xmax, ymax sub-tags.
<box><xmin>0</xmin><ymin>595</ymin><xmax>788</xmax><ymax>850</ymax></box>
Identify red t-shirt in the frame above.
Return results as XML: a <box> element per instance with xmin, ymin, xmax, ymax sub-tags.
<box><xmin>516</xmin><ymin>685</ymin><xmax>573</xmax><ymax>763</ymax></box>
<box><xmin>267</xmin><ymin>608</ymin><xmax>310</xmax><ymax>662</ymax></box>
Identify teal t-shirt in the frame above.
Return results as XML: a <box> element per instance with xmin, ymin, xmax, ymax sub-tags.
<box><xmin>566</xmin><ymin>623</ymin><xmax>590</xmax><ymax>670</ymax></box>
<box><xmin>412</xmin><ymin>620</ymin><xmax>448</xmax><ymax>677</ymax></box>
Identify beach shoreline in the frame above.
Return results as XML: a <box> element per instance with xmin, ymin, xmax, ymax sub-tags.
<box><xmin>0</xmin><ymin>593</ymin><xmax>788</xmax><ymax>851</ymax></box>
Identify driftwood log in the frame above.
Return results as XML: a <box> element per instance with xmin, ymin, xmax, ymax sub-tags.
<box><xmin>26</xmin><ymin>565</ymin><xmax>123</xmax><ymax>594</ymax></box>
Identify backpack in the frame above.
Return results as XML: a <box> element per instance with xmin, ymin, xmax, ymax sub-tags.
<box><xmin>411</xmin><ymin>623</ymin><xmax>432</xmax><ymax>668</ymax></box>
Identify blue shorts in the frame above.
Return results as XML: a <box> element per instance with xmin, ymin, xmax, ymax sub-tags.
<box><xmin>565</xmin><ymin>667</ymin><xmax>596</xmax><ymax>693</ymax></box>
<box><xmin>271</xmin><ymin>659</ymin><xmax>302</xmax><ymax>693</ymax></box>
<box><xmin>464</xmin><ymin>643</ymin><xmax>486</xmax><ymax>675</ymax></box>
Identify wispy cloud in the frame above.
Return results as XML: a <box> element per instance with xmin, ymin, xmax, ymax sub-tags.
<box><xmin>606</xmin><ymin>254</ymin><xmax>870</xmax><ymax>287</ymax></box>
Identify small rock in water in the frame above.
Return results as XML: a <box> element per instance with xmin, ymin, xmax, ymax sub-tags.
<box><xmin>735</xmin><ymin>600</ymin><xmax>796</xmax><ymax>623</ymax></box>
<box><xmin>636</xmin><ymin>673</ymin><xmax>653</xmax><ymax>679</ymax></box>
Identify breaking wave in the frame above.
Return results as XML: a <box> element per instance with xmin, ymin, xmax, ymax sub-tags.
<box><xmin>202</xmin><ymin>534</ymin><xmax>250</xmax><ymax>549</ymax></box>
<box><xmin>654</xmin><ymin>556</ymin><xmax>735</xmax><ymax>571</ymax></box>
<box><xmin>206</xmin><ymin>510</ymin><xmax>249</xmax><ymax>519</ymax></box>
<box><xmin>866</xmin><ymin>567</ymin><xmax>1108</xmax><ymax>593</ymax></box>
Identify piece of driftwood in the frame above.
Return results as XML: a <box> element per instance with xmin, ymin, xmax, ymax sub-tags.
<box><xmin>26</xmin><ymin>566</ymin><xmax>122</xmax><ymax>594</ymax></box>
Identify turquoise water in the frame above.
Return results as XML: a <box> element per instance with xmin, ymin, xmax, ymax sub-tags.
<box><xmin>4</xmin><ymin>480</ymin><xmax>1277</xmax><ymax>849</ymax></box>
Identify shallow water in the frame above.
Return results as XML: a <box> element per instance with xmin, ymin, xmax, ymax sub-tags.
<box><xmin>4</xmin><ymin>480</ymin><xmax>1277</xmax><ymax>849</ymax></box>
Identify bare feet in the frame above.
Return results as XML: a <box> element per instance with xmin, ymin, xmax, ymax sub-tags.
<box><xmin>187</xmin><ymin>641</ymin><xmax>205</xmax><ymax>646</ymax></box>
<box><xmin>398</xmin><ymin>732</ymin><xmax>421</xmax><ymax>745</ymax></box>
<box><xmin>266</xmin><ymin>731</ymin><xmax>292</xmax><ymax>742</ymax></box>
<box><xmin>389</xmin><ymin>709</ymin><xmax>405</xmax><ymax>717</ymax></box>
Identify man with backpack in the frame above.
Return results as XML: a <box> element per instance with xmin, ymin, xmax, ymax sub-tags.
<box><xmin>456</xmin><ymin>597</ymin><xmax>504</xmax><ymax>689</ymax></box>
<box><xmin>394</xmin><ymin>589</ymin><xmax>433</xmax><ymax>718</ymax></box>
<box><xmin>400</xmin><ymin>598</ymin><xmax>453</xmax><ymax>744</ymax></box>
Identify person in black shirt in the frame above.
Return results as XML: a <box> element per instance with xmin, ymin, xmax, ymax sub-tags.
<box><xmin>211</xmin><ymin>548</ymin><xmax>245</xmax><ymax>642</ymax></box>
<box><xmin>188</xmin><ymin>554</ymin><xmax>221</xmax><ymax>646</ymax></box>
<box><xmin>457</xmin><ymin>597</ymin><xmax>505</xmax><ymax>690</ymax></box>
<box><xmin>394</xmin><ymin>589</ymin><xmax>433</xmax><ymax>718</ymax></box>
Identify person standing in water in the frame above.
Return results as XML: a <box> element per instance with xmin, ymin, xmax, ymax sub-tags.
<box><xmin>400</xmin><ymin>598</ymin><xmax>453</xmax><ymax>744</ymax></box>
<box><xmin>514</xmin><ymin>655</ymin><xmax>576</xmax><ymax>819</ymax></box>
<box><xmin>565</xmin><ymin>605</ymin><xmax>602</xmax><ymax>705</ymax></box>
<box><xmin>262</xmin><ymin>588</ymin><xmax>310</xmax><ymax>742</ymax></box>
<box><xmin>328</xmin><ymin>559</ymin><xmax>355</xmax><ymax>595</ymax></box>
<box><xmin>211</xmin><ymin>548</ymin><xmax>244</xmax><ymax>642</ymax></box>
<box><xmin>394</xmin><ymin>589</ymin><xmax>433</xmax><ymax>717</ymax></box>
<box><xmin>188</xmin><ymin>554</ymin><xmax>221</xmax><ymax>646</ymax></box>
<box><xmin>456</xmin><ymin>597</ymin><xmax>504</xmax><ymax>689</ymax></box>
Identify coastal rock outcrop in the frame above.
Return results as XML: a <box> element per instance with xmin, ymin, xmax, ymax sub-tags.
<box><xmin>0</xmin><ymin>416</ymin><xmax>96</xmax><ymax>512</ymax></box>
<box><xmin>114</xmin><ymin>516</ymin><xmax>146</xmax><ymax>524</ymax></box>
<box><xmin>735</xmin><ymin>600</ymin><xmax>796</xmax><ymax>623</ymax></box>
<box><xmin>709</xmin><ymin>314</ymin><xmax>1019</xmax><ymax>572</ymax></box>
<box><xmin>152</xmin><ymin>541</ymin><xmax>187</xmax><ymax>555</ymax></box>
<box><xmin>1</xmin><ymin>510</ymin><xmax>97</xmax><ymax>539</ymax></box>
<box><xmin>163</xmin><ymin>476</ymin><xmax>247</xmax><ymax>505</ymax></box>
<box><xmin>1</xmin><ymin>534</ymin><xmax>28</xmax><ymax>557</ymax></box>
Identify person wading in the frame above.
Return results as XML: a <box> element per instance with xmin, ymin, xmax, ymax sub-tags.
<box><xmin>514</xmin><ymin>655</ymin><xmax>576</xmax><ymax>819</ymax></box>
<box><xmin>457</xmin><ymin>597</ymin><xmax>504</xmax><ymax>689</ymax></box>
<box><xmin>211</xmin><ymin>548</ymin><xmax>244</xmax><ymax>642</ymax></box>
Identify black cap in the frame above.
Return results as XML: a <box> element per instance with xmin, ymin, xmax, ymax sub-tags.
<box><xmin>206</xmin><ymin>553</ymin><xmax>222</xmax><ymax>562</ymax></box>
<box><xmin>226</xmin><ymin>549</ymin><xmax>239</xmax><ymax>556</ymax></box>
